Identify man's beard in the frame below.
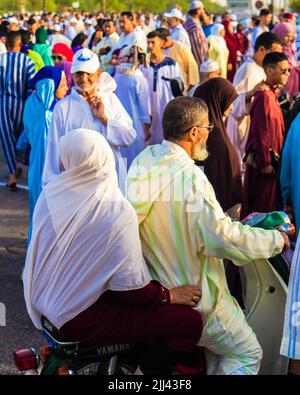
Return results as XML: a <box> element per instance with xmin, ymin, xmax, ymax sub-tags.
<box><xmin>192</xmin><ymin>144</ymin><xmax>209</xmax><ymax>161</ymax></box>
<box><xmin>75</xmin><ymin>81</ymin><xmax>97</xmax><ymax>94</ymax></box>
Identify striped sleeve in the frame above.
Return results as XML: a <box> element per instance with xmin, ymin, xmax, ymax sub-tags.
<box><xmin>189</xmin><ymin>28</ymin><xmax>208</xmax><ymax>66</ymax></box>
<box><xmin>26</xmin><ymin>57</ymin><xmax>36</xmax><ymax>95</ymax></box>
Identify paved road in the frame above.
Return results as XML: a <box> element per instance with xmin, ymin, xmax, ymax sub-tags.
<box><xmin>0</xmin><ymin>154</ymin><xmax>44</xmax><ymax>375</ymax></box>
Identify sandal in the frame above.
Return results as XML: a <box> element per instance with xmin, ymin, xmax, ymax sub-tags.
<box><xmin>6</xmin><ymin>182</ymin><xmax>17</xmax><ymax>192</ymax></box>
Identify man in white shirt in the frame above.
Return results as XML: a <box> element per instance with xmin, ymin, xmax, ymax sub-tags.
<box><xmin>65</xmin><ymin>17</ymin><xmax>78</xmax><ymax>41</ymax></box>
<box><xmin>127</xmin><ymin>96</ymin><xmax>289</xmax><ymax>375</ymax></box>
<box><xmin>133</xmin><ymin>13</ymin><xmax>148</xmax><ymax>50</ymax></box>
<box><xmin>48</xmin><ymin>24</ymin><xmax>71</xmax><ymax>47</ymax></box>
<box><xmin>164</xmin><ymin>8</ymin><xmax>191</xmax><ymax>50</ymax></box>
<box><xmin>226</xmin><ymin>32</ymin><xmax>282</xmax><ymax>174</ymax></box>
<box><xmin>97</xmin><ymin>19</ymin><xmax>120</xmax><ymax>72</ymax></box>
<box><xmin>251</xmin><ymin>9</ymin><xmax>272</xmax><ymax>49</ymax></box>
<box><xmin>114</xmin><ymin>11</ymin><xmax>147</xmax><ymax>51</ymax></box>
<box><xmin>141</xmin><ymin>30</ymin><xmax>183</xmax><ymax>145</ymax></box>
<box><xmin>43</xmin><ymin>48</ymin><xmax>136</xmax><ymax>193</ymax></box>
<box><xmin>143</xmin><ymin>13</ymin><xmax>157</xmax><ymax>35</ymax></box>
<box><xmin>84</xmin><ymin>18</ymin><xmax>95</xmax><ymax>47</ymax></box>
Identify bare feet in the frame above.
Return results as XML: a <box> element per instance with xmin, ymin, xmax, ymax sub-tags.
<box><xmin>7</xmin><ymin>173</ymin><xmax>17</xmax><ymax>191</ymax></box>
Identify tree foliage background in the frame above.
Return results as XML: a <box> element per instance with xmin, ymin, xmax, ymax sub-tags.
<box><xmin>0</xmin><ymin>0</ymin><xmax>226</xmax><ymax>15</ymax></box>
<box><xmin>289</xmin><ymin>0</ymin><xmax>300</xmax><ymax>12</ymax></box>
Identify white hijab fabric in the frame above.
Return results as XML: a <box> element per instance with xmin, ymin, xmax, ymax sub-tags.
<box><xmin>210</xmin><ymin>24</ymin><xmax>227</xmax><ymax>49</ymax></box>
<box><xmin>23</xmin><ymin>129</ymin><xmax>151</xmax><ymax>329</ymax></box>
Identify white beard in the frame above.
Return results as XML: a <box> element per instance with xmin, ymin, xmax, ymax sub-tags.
<box><xmin>75</xmin><ymin>81</ymin><xmax>97</xmax><ymax>94</ymax></box>
<box><xmin>192</xmin><ymin>145</ymin><xmax>209</xmax><ymax>161</ymax></box>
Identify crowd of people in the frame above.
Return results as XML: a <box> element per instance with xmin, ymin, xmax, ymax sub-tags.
<box><xmin>1</xmin><ymin>1</ymin><xmax>300</xmax><ymax>375</ymax></box>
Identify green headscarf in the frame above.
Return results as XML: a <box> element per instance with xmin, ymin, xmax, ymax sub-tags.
<box><xmin>35</xmin><ymin>27</ymin><xmax>47</xmax><ymax>44</ymax></box>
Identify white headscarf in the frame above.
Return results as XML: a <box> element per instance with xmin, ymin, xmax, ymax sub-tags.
<box><xmin>210</xmin><ymin>23</ymin><xmax>227</xmax><ymax>48</ymax></box>
<box><xmin>23</xmin><ymin>129</ymin><xmax>151</xmax><ymax>329</ymax></box>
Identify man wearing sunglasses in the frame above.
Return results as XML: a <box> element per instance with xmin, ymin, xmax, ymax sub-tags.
<box><xmin>242</xmin><ymin>51</ymin><xmax>290</xmax><ymax>218</ymax></box>
<box><xmin>42</xmin><ymin>48</ymin><xmax>136</xmax><ymax>193</ymax></box>
<box><xmin>127</xmin><ymin>96</ymin><xmax>289</xmax><ymax>375</ymax></box>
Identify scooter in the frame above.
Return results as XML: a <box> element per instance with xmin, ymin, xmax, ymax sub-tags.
<box><xmin>13</xmin><ymin>211</ymin><xmax>294</xmax><ymax>375</ymax></box>
<box><xmin>13</xmin><ymin>314</ymin><xmax>206</xmax><ymax>375</ymax></box>
<box><xmin>241</xmin><ymin>211</ymin><xmax>294</xmax><ymax>375</ymax></box>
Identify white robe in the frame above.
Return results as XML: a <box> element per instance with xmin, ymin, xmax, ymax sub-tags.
<box><xmin>126</xmin><ymin>140</ymin><xmax>284</xmax><ymax>375</ymax></box>
<box><xmin>114</xmin><ymin>30</ymin><xmax>147</xmax><ymax>52</ymax></box>
<box><xmin>114</xmin><ymin>68</ymin><xmax>151</xmax><ymax>169</ymax></box>
<box><xmin>96</xmin><ymin>32</ymin><xmax>120</xmax><ymax>71</ymax></box>
<box><xmin>171</xmin><ymin>24</ymin><xmax>191</xmax><ymax>50</ymax></box>
<box><xmin>141</xmin><ymin>57</ymin><xmax>183</xmax><ymax>145</ymax></box>
<box><xmin>226</xmin><ymin>59</ymin><xmax>266</xmax><ymax>170</ymax></box>
<box><xmin>24</xmin><ymin>129</ymin><xmax>150</xmax><ymax>329</ymax></box>
<box><xmin>42</xmin><ymin>72</ymin><xmax>136</xmax><ymax>193</ymax></box>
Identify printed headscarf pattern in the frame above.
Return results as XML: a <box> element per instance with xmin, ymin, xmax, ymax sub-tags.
<box><xmin>118</xmin><ymin>45</ymin><xmax>149</xmax><ymax>69</ymax></box>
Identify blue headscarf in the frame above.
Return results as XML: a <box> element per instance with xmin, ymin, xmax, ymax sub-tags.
<box><xmin>30</xmin><ymin>66</ymin><xmax>63</xmax><ymax>91</ymax></box>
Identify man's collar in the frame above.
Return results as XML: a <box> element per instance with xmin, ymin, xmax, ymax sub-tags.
<box><xmin>162</xmin><ymin>140</ymin><xmax>194</xmax><ymax>162</ymax></box>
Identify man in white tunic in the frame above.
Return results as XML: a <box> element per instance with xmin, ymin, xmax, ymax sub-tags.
<box><xmin>126</xmin><ymin>97</ymin><xmax>289</xmax><ymax>375</ymax></box>
<box><xmin>114</xmin><ymin>11</ymin><xmax>147</xmax><ymax>51</ymax></box>
<box><xmin>226</xmin><ymin>32</ymin><xmax>282</xmax><ymax>173</ymax></box>
<box><xmin>43</xmin><ymin>48</ymin><xmax>136</xmax><ymax>192</ymax></box>
<box><xmin>164</xmin><ymin>8</ymin><xmax>191</xmax><ymax>50</ymax></box>
<box><xmin>97</xmin><ymin>20</ymin><xmax>120</xmax><ymax>72</ymax></box>
<box><xmin>141</xmin><ymin>30</ymin><xmax>183</xmax><ymax>145</ymax></box>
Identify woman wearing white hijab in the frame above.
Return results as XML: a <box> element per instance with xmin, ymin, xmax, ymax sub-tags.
<box><xmin>23</xmin><ymin>128</ymin><xmax>202</xmax><ymax>374</ymax></box>
<box><xmin>207</xmin><ymin>24</ymin><xmax>229</xmax><ymax>79</ymax></box>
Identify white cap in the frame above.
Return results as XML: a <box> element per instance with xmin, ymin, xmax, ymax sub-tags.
<box><xmin>71</xmin><ymin>48</ymin><xmax>100</xmax><ymax>74</ymax></box>
<box><xmin>69</xmin><ymin>17</ymin><xmax>77</xmax><ymax>24</ymax></box>
<box><xmin>85</xmin><ymin>18</ymin><xmax>93</xmax><ymax>25</ymax></box>
<box><xmin>189</xmin><ymin>1</ymin><xmax>204</xmax><ymax>10</ymax></box>
<box><xmin>8</xmin><ymin>16</ymin><xmax>18</xmax><ymax>24</ymax></box>
<box><xmin>200</xmin><ymin>60</ymin><xmax>219</xmax><ymax>73</ymax></box>
<box><xmin>163</xmin><ymin>8</ymin><xmax>184</xmax><ymax>21</ymax></box>
<box><xmin>53</xmin><ymin>24</ymin><xmax>61</xmax><ymax>32</ymax></box>
<box><xmin>231</xmin><ymin>14</ymin><xmax>237</xmax><ymax>21</ymax></box>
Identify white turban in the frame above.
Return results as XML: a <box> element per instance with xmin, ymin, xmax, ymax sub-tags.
<box><xmin>200</xmin><ymin>60</ymin><xmax>220</xmax><ymax>74</ymax></box>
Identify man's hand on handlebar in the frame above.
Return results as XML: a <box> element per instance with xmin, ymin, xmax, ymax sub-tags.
<box><xmin>169</xmin><ymin>285</ymin><xmax>202</xmax><ymax>307</ymax></box>
<box><xmin>280</xmin><ymin>231</ymin><xmax>291</xmax><ymax>251</ymax></box>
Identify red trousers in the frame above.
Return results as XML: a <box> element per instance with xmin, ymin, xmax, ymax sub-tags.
<box><xmin>61</xmin><ymin>282</ymin><xmax>202</xmax><ymax>353</ymax></box>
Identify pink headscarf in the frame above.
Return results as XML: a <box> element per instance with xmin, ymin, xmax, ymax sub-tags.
<box><xmin>272</xmin><ymin>22</ymin><xmax>297</xmax><ymax>62</ymax></box>
<box><xmin>272</xmin><ymin>22</ymin><xmax>294</xmax><ymax>43</ymax></box>
<box><xmin>272</xmin><ymin>22</ymin><xmax>300</xmax><ymax>98</ymax></box>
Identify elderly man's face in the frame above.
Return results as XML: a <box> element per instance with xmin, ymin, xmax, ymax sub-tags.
<box><xmin>167</xmin><ymin>17</ymin><xmax>180</xmax><ymax>29</ymax></box>
<box><xmin>72</xmin><ymin>70</ymin><xmax>101</xmax><ymax>94</ymax></box>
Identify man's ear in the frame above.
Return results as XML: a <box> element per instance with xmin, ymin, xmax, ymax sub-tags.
<box><xmin>187</xmin><ymin>127</ymin><xmax>198</xmax><ymax>143</ymax></box>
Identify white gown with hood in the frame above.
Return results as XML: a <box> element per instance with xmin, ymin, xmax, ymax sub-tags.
<box><xmin>42</xmin><ymin>72</ymin><xmax>136</xmax><ymax>193</ymax></box>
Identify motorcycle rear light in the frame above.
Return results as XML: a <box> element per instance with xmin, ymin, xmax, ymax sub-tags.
<box><xmin>58</xmin><ymin>365</ymin><xmax>71</xmax><ymax>375</ymax></box>
<box><xmin>14</xmin><ymin>348</ymin><xmax>40</xmax><ymax>371</ymax></box>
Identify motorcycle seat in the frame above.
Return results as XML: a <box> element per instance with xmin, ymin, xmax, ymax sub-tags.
<box><xmin>41</xmin><ymin>316</ymin><xmax>80</xmax><ymax>346</ymax></box>
<box><xmin>40</xmin><ymin>316</ymin><xmax>138</xmax><ymax>358</ymax></box>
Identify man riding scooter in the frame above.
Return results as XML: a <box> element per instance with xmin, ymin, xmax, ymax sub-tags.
<box><xmin>126</xmin><ymin>96</ymin><xmax>290</xmax><ymax>375</ymax></box>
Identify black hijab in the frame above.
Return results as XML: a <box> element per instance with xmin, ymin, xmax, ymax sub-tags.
<box><xmin>193</xmin><ymin>77</ymin><xmax>243</xmax><ymax>212</ymax></box>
